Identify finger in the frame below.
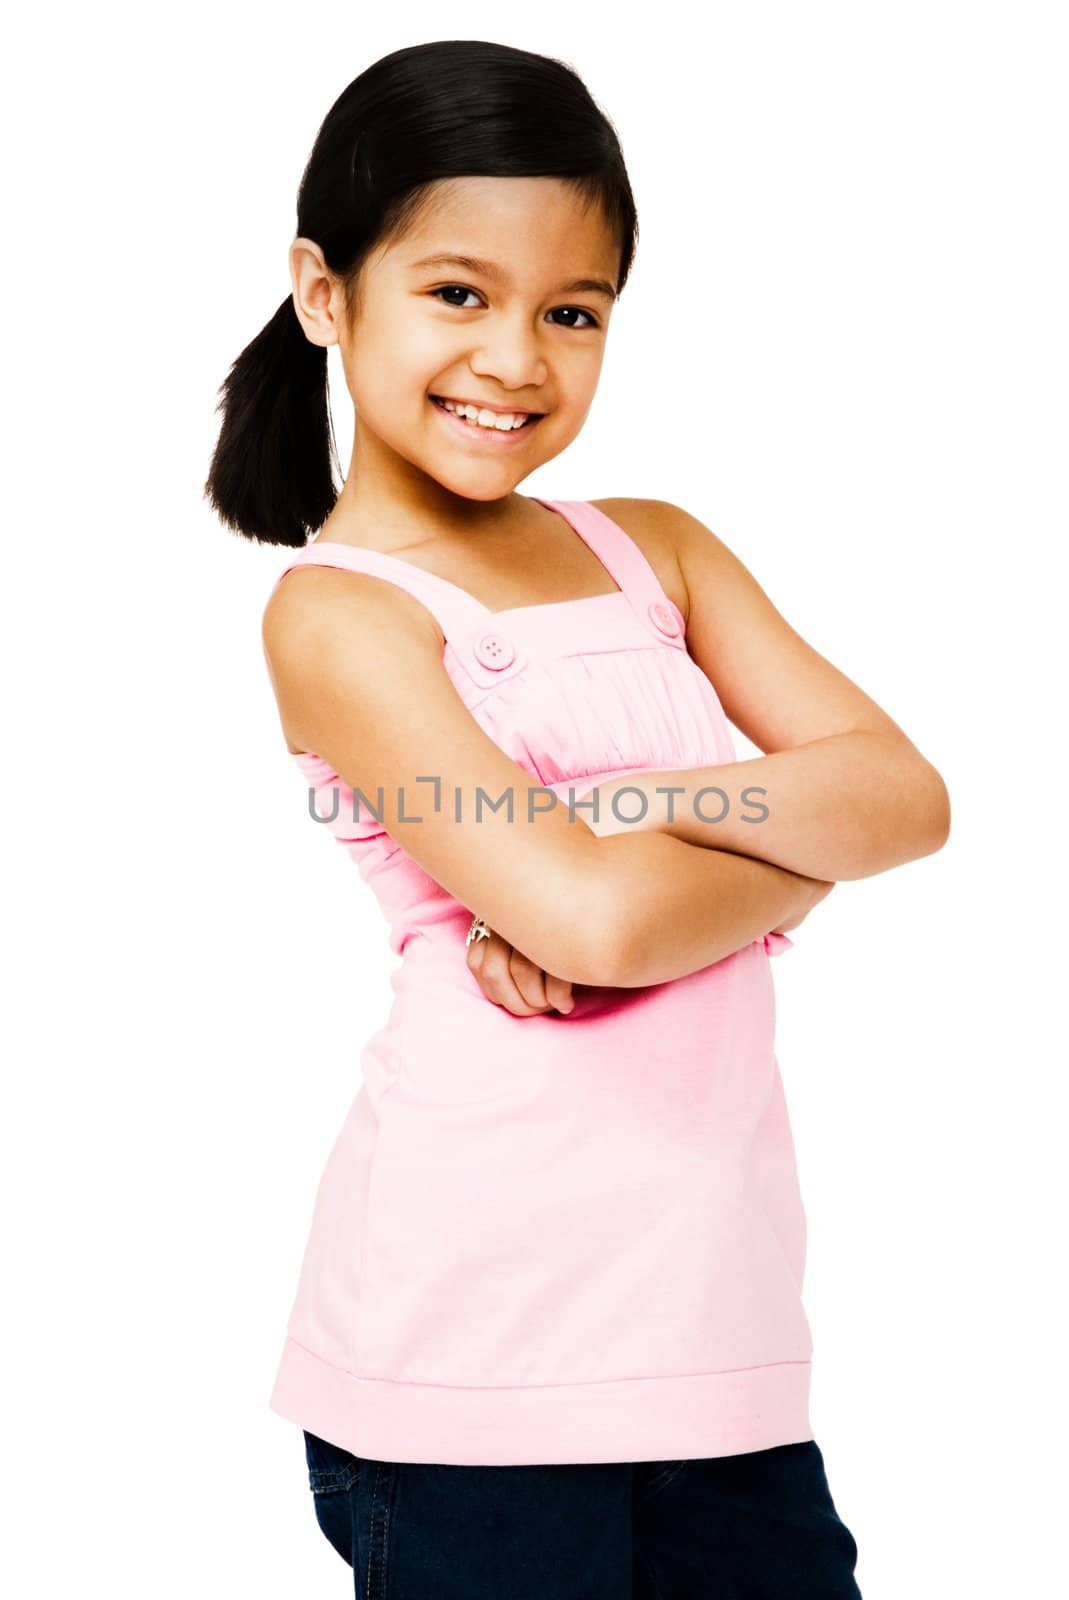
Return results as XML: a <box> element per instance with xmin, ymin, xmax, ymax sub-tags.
<box><xmin>542</xmin><ymin>971</ymin><xmax>575</xmax><ymax>1015</ymax></box>
<box><xmin>506</xmin><ymin>948</ymin><xmax>550</xmax><ymax>1011</ymax></box>
<box><xmin>506</xmin><ymin>950</ymin><xmax>576</xmax><ymax>1018</ymax></box>
<box><xmin>467</xmin><ymin>935</ymin><xmax>551</xmax><ymax>1017</ymax></box>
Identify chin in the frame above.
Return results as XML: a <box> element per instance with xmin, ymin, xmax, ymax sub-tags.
<box><xmin>427</xmin><ymin>463</ymin><xmax>532</xmax><ymax>501</ymax></box>
<box><xmin>447</xmin><ymin>481</ymin><xmax>521</xmax><ymax>505</ymax></box>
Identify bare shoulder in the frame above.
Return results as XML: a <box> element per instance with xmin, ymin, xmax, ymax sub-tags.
<box><xmin>262</xmin><ymin>560</ymin><xmax>445</xmax><ymax>756</ymax></box>
<box><xmin>587</xmin><ymin>497</ymin><xmax>695</xmax><ymax>622</ymax></box>
<box><xmin>263</xmin><ymin>559</ymin><xmax>444</xmax><ymax>654</ymax></box>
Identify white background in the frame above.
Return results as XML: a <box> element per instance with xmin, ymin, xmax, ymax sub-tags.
<box><xmin>4</xmin><ymin>3</ymin><xmax>1066</xmax><ymax>1595</ymax></box>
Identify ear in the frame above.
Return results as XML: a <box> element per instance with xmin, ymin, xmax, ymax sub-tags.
<box><xmin>289</xmin><ymin>237</ymin><xmax>341</xmax><ymax>348</ymax></box>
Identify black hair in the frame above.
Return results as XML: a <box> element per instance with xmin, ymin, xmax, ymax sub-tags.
<box><xmin>203</xmin><ymin>39</ymin><xmax>639</xmax><ymax>548</ymax></box>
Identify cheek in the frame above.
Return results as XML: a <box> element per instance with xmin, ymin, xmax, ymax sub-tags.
<box><xmin>391</xmin><ymin>313</ymin><xmax>461</xmax><ymax>376</ymax></box>
<box><xmin>553</xmin><ymin>346</ymin><xmax>605</xmax><ymax>408</ymax></box>
<box><xmin>574</xmin><ymin>340</ymin><xmax>608</xmax><ymax>388</ymax></box>
<box><xmin>353</xmin><ymin>317</ymin><xmax>444</xmax><ymax>404</ymax></box>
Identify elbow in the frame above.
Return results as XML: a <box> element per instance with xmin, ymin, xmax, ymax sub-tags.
<box><xmin>496</xmin><ymin>836</ymin><xmax>649</xmax><ymax>988</ymax></box>
<box><xmin>920</xmin><ymin>764</ymin><xmax>952</xmax><ymax>856</ymax></box>
<box><xmin>561</xmin><ymin>833</ymin><xmax>681</xmax><ymax>988</ymax></box>
<box><xmin>580</xmin><ymin>902</ymin><xmax>633</xmax><ymax>987</ymax></box>
<box><xmin>552</xmin><ymin>892</ymin><xmax>632</xmax><ymax>989</ymax></box>
<box><xmin>901</xmin><ymin>761</ymin><xmax>950</xmax><ymax>864</ymax></box>
<box><xmin>568</xmin><ymin>856</ymin><xmax>641</xmax><ymax>988</ymax></box>
<box><xmin>534</xmin><ymin>854</ymin><xmax>634</xmax><ymax>989</ymax></box>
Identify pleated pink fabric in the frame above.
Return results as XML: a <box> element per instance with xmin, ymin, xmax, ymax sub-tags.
<box><xmin>266</xmin><ymin>498</ymin><xmax>811</xmax><ymax>1466</ymax></box>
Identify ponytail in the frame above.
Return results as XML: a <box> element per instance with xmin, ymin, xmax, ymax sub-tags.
<box><xmin>204</xmin><ymin>294</ymin><xmax>338</xmax><ymax>547</ymax></box>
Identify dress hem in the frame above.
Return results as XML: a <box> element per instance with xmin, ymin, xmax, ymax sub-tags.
<box><xmin>268</xmin><ymin>1335</ymin><xmax>815</xmax><ymax>1466</ymax></box>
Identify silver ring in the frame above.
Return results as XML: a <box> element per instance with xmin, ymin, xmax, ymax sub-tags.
<box><xmin>465</xmin><ymin>914</ymin><xmax>491</xmax><ymax>948</ymax></box>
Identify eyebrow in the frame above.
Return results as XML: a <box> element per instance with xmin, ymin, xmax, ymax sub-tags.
<box><xmin>407</xmin><ymin>252</ymin><xmax>618</xmax><ymax>300</ymax></box>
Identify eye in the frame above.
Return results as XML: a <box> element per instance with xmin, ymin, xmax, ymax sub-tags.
<box><xmin>547</xmin><ymin>307</ymin><xmax>599</xmax><ymax>330</ymax></box>
<box><xmin>431</xmin><ymin>285</ymin><xmax>483</xmax><ymax>309</ymax></box>
<box><xmin>429</xmin><ymin>285</ymin><xmax>599</xmax><ymax>330</ymax></box>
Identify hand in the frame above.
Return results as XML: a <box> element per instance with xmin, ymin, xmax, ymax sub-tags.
<box><xmin>770</xmin><ymin>875</ymin><xmax>836</xmax><ymax>935</ymax></box>
<box><xmin>465</xmin><ymin>926</ymin><xmax>575</xmax><ymax>1016</ymax></box>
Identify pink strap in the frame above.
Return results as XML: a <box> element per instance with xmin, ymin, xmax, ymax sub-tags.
<box><xmin>542</xmin><ymin>500</ymin><xmax>687</xmax><ymax>640</ymax></box>
<box><xmin>274</xmin><ymin>542</ymin><xmax>480</xmax><ymax>630</ymax></box>
<box><xmin>272</xmin><ymin>498</ymin><xmax>687</xmax><ymax>690</ymax></box>
<box><xmin>272</xmin><ymin>543</ymin><xmax>530</xmax><ymax>692</ymax></box>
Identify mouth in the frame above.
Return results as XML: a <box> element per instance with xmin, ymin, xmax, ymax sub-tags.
<box><xmin>429</xmin><ymin>394</ymin><xmax>545</xmax><ymax>435</ymax></box>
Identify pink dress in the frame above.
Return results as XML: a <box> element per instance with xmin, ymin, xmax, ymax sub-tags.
<box><xmin>267</xmin><ymin>498</ymin><xmax>811</xmax><ymax>1467</ymax></box>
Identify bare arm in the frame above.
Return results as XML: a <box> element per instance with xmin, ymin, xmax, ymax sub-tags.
<box><xmin>579</xmin><ymin>732</ymin><xmax>949</xmax><ymax>881</ymax></box>
<box><xmin>583</xmin><ymin>498</ymin><xmax>951</xmax><ymax>880</ymax></box>
<box><xmin>586</xmin><ymin>834</ymin><xmax>830</xmax><ymax>986</ymax></box>
<box><xmin>263</xmin><ymin>566</ymin><xmax>825</xmax><ymax>989</ymax></box>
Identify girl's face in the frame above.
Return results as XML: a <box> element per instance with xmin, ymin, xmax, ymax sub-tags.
<box><xmin>336</xmin><ymin>176</ymin><xmax>620</xmax><ymax>505</ymax></box>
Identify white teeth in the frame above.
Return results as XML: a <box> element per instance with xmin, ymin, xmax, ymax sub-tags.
<box><xmin>436</xmin><ymin>397</ymin><xmax>531</xmax><ymax>431</ymax></box>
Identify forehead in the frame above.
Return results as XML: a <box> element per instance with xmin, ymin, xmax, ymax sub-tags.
<box><xmin>379</xmin><ymin>176</ymin><xmax>619</xmax><ymax>284</ymax></box>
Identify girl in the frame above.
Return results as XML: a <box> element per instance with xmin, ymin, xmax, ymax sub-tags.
<box><xmin>206</xmin><ymin>39</ymin><xmax>948</xmax><ymax>1599</ymax></box>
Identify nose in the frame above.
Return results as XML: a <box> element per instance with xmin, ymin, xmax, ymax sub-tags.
<box><xmin>467</xmin><ymin>312</ymin><xmax>548</xmax><ymax>395</ymax></box>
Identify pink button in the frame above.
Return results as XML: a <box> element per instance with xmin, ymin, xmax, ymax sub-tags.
<box><xmin>648</xmin><ymin>600</ymin><xmax>681</xmax><ymax>637</ymax></box>
<box><xmin>474</xmin><ymin>632</ymin><xmax>515</xmax><ymax>670</ymax></box>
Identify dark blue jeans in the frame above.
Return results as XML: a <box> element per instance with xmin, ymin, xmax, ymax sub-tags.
<box><xmin>303</xmin><ymin>1429</ymin><xmax>863</xmax><ymax>1597</ymax></box>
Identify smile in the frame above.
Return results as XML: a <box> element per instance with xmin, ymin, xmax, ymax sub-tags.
<box><xmin>429</xmin><ymin>395</ymin><xmax>545</xmax><ymax>446</ymax></box>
